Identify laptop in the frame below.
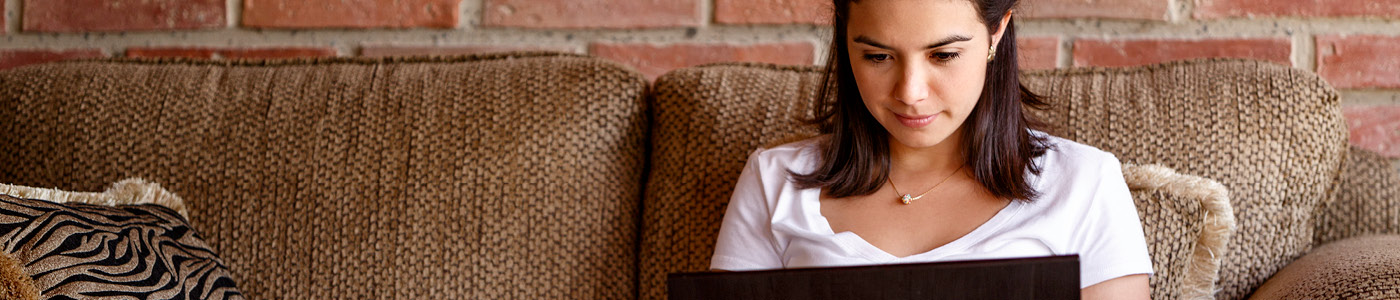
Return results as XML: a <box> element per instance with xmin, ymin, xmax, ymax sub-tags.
<box><xmin>668</xmin><ymin>255</ymin><xmax>1079</xmax><ymax>300</ymax></box>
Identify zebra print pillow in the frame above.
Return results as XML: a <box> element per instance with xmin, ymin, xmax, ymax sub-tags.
<box><xmin>0</xmin><ymin>193</ymin><xmax>244</xmax><ymax>299</ymax></box>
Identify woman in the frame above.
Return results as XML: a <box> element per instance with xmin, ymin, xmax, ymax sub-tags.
<box><xmin>708</xmin><ymin>0</ymin><xmax>1153</xmax><ymax>298</ymax></box>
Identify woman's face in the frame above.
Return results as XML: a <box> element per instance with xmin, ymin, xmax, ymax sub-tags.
<box><xmin>846</xmin><ymin>0</ymin><xmax>1002</xmax><ymax>150</ymax></box>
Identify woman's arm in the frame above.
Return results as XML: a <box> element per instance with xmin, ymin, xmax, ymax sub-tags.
<box><xmin>1082</xmin><ymin>274</ymin><xmax>1150</xmax><ymax>300</ymax></box>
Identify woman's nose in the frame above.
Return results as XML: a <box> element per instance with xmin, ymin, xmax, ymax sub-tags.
<box><xmin>893</xmin><ymin>65</ymin><xmax>928</xmax><ymax>105</ymax></box>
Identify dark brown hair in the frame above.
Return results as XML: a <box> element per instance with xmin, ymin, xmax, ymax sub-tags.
<box><xmin>791</xmin><ymin>0</ymin><xmax>1050</xmax><ymax>201</ymax></box>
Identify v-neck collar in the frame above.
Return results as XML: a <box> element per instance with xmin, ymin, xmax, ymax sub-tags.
<box><xmin>805</xmin><ymin>187</ymin><xmax>1025</xmax><ymax>262</ymax></box>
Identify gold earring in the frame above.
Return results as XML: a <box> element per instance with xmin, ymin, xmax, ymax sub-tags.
<box><xmin>987</xmin><ymin>46</ymin><xmax>996</xmax><ymax>62</ymax></box>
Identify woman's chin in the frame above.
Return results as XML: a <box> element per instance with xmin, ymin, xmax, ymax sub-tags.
<box><xmin>889</xmin><ymin>132</ymin><xmax>955</xmax><ymax>150</ymax></box>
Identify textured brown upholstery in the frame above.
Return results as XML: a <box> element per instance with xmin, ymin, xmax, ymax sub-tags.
<box><xmin>641</xmin><ymin>63</ymin><xmax>822</xmax><ymax>300</ymax></box>
<box><xmin>1124</xmin><ymin>164</ymin><xmax>1235</xmax><ymax>300</ymax></box>
<box><xmin>641</xmin><ymin>60</ymin><xmax>1299</xmax><ymax>300</ymax></box>
<box><xmin>1022</xmin><ymin>59</ymin><xmax>1348</xmax><ymax>300</ymax></box>
<box><xmin>1314</xmin><ymin>146</ymin><xmax>1400</xmax><ymax>245</ymax></box>
<box><xmin>0</xmin><ymin>53</ymin><xmax>649</xmax><ymax>299</ymax></box>
<box><xmin>1250</xmin><ymin>235</ymin><xmax>1400</xmax><ymax>299</ymax></box>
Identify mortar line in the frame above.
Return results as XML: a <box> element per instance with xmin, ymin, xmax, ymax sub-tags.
<box><xmin>6</xmin><ymin>0</ymin><xmax>20</xmax><ymax>36</ymax></box>
<box><xmin>227</xmin><ymin>0</ymin><xmax>240</xmax><ymax>29</ymax></box>
<box><xmin>1293</xmin><ymin>34</ymin><xmax>1314</xmax><ymax>71</ymax></box>
<box><xmin>459</xmin><ymin>0</ymin><xmax>480</xmax><ymax>30</ymax></box>
<box><xmin>699</xmin><ymin>0</ymin><xmax>714</xmax><ymax>33</ymax></box>
<box><xmin>1058</xmin><ymin>36</ymin><xmax>1073</xmax><ymax>69</ymax></box>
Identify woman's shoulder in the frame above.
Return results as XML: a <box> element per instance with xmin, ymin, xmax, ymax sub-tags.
<box><xmin>1036</xmin><ymin>132</ymin><xmax>1122</xmax><ymax>172</ymax></box>
<box><xmin>746</xmin><ymin>135</ymin><xmax>826</xmax><ymax>174</ymax></box>
<box><xmin>1031</xmin><ymin>132</ymin><xmax>1126</xmax><ymax>193</ymax></box>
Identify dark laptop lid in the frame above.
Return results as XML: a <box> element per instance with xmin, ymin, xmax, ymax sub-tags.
<box><xmin>668</xmin><ymin>255</ymin><xmax>1079</xmax><ymax>300</ymax></box>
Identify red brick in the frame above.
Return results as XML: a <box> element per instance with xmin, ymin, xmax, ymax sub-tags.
<box><xmin>1316</xmin><ymin>35</ymin><xmax>1400</xmax><ymax>89</ymax></box>
<box><xmin>1195</xmin><ymin>0</ymin><xmax>1400</xmax><ymax>19</ymax></box>
<box><xmin>360</xmin><ymin>45</ymin><xmax>578</xmax><ymax>57</ymax></box>
<box><xmin>1343</xmin><ymin>105</ymin><xmax>1400</xmax><ymax>158</ymax></box>
<box><xmin>0</xmin><ymin>49</ymin><xmax>107</xmax><ymax>70</ymax></box>
<box><xmin>591</xmin><ymin>42</ymin><xmax>814</xmax><ymax>79</ymax></box>
<box><xmin>243</xmin><ymin>0</ymin><xmax>458</xmax><ymax>29</ymax></box>
<box><xmin>715</xmin><ymin>0</ymin><xmax>829</xmax><ymax>24</ymax></box>
<box><xmin>1072</xmin><ymin>38</ymin><xmax>1291</xmax><ymax>67</ymax></box>
<box><xmin>24</xmin><ymin>0</ymin><xmax>223</xmax><ymax>33</ymax></box>
<box><xmin>483</xmin><ymin>0</ymin><xmax>699</xmax><ymax>29</ymax></box>
<box><xmin>1020</xmin><ymin>0</ymin><xmax>1169</xmax><ymax>20</ymax></box>
<box><xmin>125</xmin><ymin>47</ymin><xmax>338</xmax><ymax>59</ymax></box>
<box><xmin>1017</xmin><ymin>37</ymin><xmax>1059</xmax><ymax>70</ymax></box>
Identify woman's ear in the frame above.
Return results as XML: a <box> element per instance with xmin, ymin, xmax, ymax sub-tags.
<box><xmin>990</xmin><ymin>10</ymin><xmax>1013</xmax><ymax>47</ymax></box>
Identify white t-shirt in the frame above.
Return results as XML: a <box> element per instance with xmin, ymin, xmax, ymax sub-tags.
<box><xmin>710</xmin><ymin>134</ymin><xmax>1153</xmax><ymax>288</ymax></box>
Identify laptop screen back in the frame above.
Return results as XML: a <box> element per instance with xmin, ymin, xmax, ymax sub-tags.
<box><xmin>669</xmin><ymin>255</ymin><xmax>1079</xmax><ymax>300</ymax></box>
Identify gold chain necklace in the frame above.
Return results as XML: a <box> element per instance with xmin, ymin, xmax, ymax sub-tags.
<box><xmin>888</xmin><ymin>165</ymin><xmax>964</xmax><ymax>205</ymax></box>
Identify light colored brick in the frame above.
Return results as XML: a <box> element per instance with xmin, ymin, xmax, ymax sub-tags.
<box><xmin>590</xmin><ymin>42</ymin><xmax>814</xmax><ymax>79</ymax></box>
<box><xmin>1317</xmin><ymin>35</ymin><xmax>1400</xmax><ymax>89</ymax></box>
<box><xmin>243</xmin><ymin>0</ymin><xmax>458</xmax><ymax>29</ymax></box>
<box><xmin>359</xmin><ymin>45</ymin><xmax>578</xmax><ymax>57</ymax></box>
<box><xmin>23</xmin><ymin>0</ymin><xmax>224</xmax><ymax>32</ymax></box>
<box><xmin>1343</xmin><ymin>105</ymin><xmax>1400</xmax><ymax>158</ymax></box>
<box><xmin>482</xmin><ymin>0</ymin><xmax>699</xmax><ymax>29</ymax></box>
<box><xmin>1195</xmin><ymin>0</ymin><xmax>1400</xmax><ymax>19</ymax></box>
<box><xmin>1017</xmin><ymin>37</ymin><xmax>1059</xmax><ymax>70</ymax></box>
<box><xmin>0</xmin><ymin>49</ymin><xmax>107</xmax><ymax>70</ymax></box>
<box><xmin>1072</xmin><ymin>38</ymin><xmax>1291</xmax><ymax>67</ymax></box>
<box><xmin>125</xmin><ymin>47</ymin><xmax>338</xmax><ymax>59</ymax></box>
<box><xmin>1020</xmin><ymin>0</ymin><xmax>1169</xmax><ymax>20</ymax></box>
<box><xmin>715</xmin><ymin>0</ymin><xmax>829</xmax><ymax>24</ymax></box>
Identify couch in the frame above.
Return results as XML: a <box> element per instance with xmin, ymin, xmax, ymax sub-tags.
<box><xmin>0</xmin><ymin>52</ymin><xmax>1395</xmax><ymax>299</ymax></box>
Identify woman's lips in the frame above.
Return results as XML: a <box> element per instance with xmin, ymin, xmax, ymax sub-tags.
<box><xmin>894</xmin><ymin>112</ymin><xmax>937</xmax><ymax>128</ymax></box>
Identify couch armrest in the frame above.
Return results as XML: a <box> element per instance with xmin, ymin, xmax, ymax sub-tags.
<box><xmin>1249</xmin><ymin>235</ymin><xmax>1400</xmax><ymax>299</ymax></box>
<box><xmin>1314</xmin><ymin>146</ymin><xmax>1400</xmax><ymax>245</ymax></box>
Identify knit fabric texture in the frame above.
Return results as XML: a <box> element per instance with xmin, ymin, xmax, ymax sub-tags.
<box><xmin>1022</xmin><ymin>59</ymin><xmax>1348</xmax><ymax>300</ymax></box>
<box><xmin>1123</xmin><ymin>164</ymin><xmax>1236</xmax><ymax>300</ymax></box>
<box><xmin>1313</xmin><ymin>146</ymin><xmax>1400</xmax><ymax>245</ymax></box>
<box><xmin>0</xmin><ymin>53</ymin><xmax>650</xmax><ymax>299</ymax></box>
<box><xmin>641</xmin><ymin>60</ymin><xmax>1278</xmax><ymax>300</ymax></box>
<box><xmin>642</xmin><ymin>63</ymin><xmax>822</xmax><ymax>300</ymax></box>
<box><xmin>1249</xmin><ymin>235</ymin><xmax>1400</xmax><ymax>299</ymax></box>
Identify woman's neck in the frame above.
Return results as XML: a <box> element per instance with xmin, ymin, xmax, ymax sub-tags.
<box><xmin>887</xmin><ymin>129</ymin><xmax>965</xmax><ymax>174</ymax></box>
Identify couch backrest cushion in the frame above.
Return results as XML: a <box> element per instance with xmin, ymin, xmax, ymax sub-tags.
<box><xmin>1313</xmin><ymin>146</ymin><xmax>1400</xmax><ymax>245</ymax></box>
<box><xmin>644</xmin><ymin>59</ymin><xmax>1346</xmax><ymax>300</ymax></box>
<box><xmin>0</xmin><ymin>53</ymin><xmax>650</xmax><ymax>299</ymax></box>
<box><xmin>1021</xmin><ymin>59</ymin><xmax>1347</xmax><ymax>300</ymax></box>
<box><xmin>641</xmin><ymin>63</ymin><xmax>822</xmax><ymax>300</ymax></box>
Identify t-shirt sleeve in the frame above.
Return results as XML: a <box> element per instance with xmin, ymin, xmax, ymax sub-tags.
<box><xmin>1078</xmin><ymin>154</ymin><xmax>1155</xmax><ymax>288</ymax></box>
<box><xmin>710</xmin><ymin>150</ymin><xmax>784</xmax><ymax>271</ymax></box>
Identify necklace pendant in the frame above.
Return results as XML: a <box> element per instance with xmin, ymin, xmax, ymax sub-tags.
<box><xmin>901</xmin><ymin>194</ymin><xmax>913</xmax><ymax>204</ymax></box>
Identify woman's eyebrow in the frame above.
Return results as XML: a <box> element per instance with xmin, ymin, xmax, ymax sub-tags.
<box><xmin>853</xmin><ymin>34</ymin><xmax>974</xmax><ymax>50</ymax></box>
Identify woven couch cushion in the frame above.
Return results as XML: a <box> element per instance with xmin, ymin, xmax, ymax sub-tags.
<box><xmin>1124</xmin><ymin>164</ymin><xmax>1235</xmax><ymax>300</ymax></box>
<box><xmin>642</xmin><ymin>61</ymin><xmax>1256</xmax><ymax>299</ymax></box>
<box><xmin>0</xmin><ymin>180</ymin><xmax>242</xmax><ymax>299</ymax></box>
<box><xmin>1249</xmin><ymin>235</ymin><xmax>1400</xmax><ymax>299</ymax></box>
<box><xmin>1022</xmin><ymin>59</ymin><xmax>1348</xmax><ymax>300</ymax></box>
<box><xmin>0</xmin><ymin>53</ymin><xmax>649</xmax><ymax>299</ymax></box>
<box><xmin>642</xmin><ymin>63</ymin><xmax>821</xmax><ymax>300</ymax></box>
<box><xmin>1313</xmin><ymin>146</ymin><xmax>1400</xmax><ymax>245</ymax></box>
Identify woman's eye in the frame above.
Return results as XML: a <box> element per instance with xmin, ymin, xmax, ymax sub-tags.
<box><xmin>932</xmin><ymin>52</ymin><xmax>961</xmax><ymax>61</ymax></box>
<box><xmin>863</xmin><ymin>54</ymin><xmax>891</xmax><ymax>63</ymax></box>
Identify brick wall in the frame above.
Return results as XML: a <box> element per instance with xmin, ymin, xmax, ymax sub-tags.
<box><xmin>2</xmin><ymin>0</ymin><xmax>1397</xmax><ymax>162</ymax></box>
